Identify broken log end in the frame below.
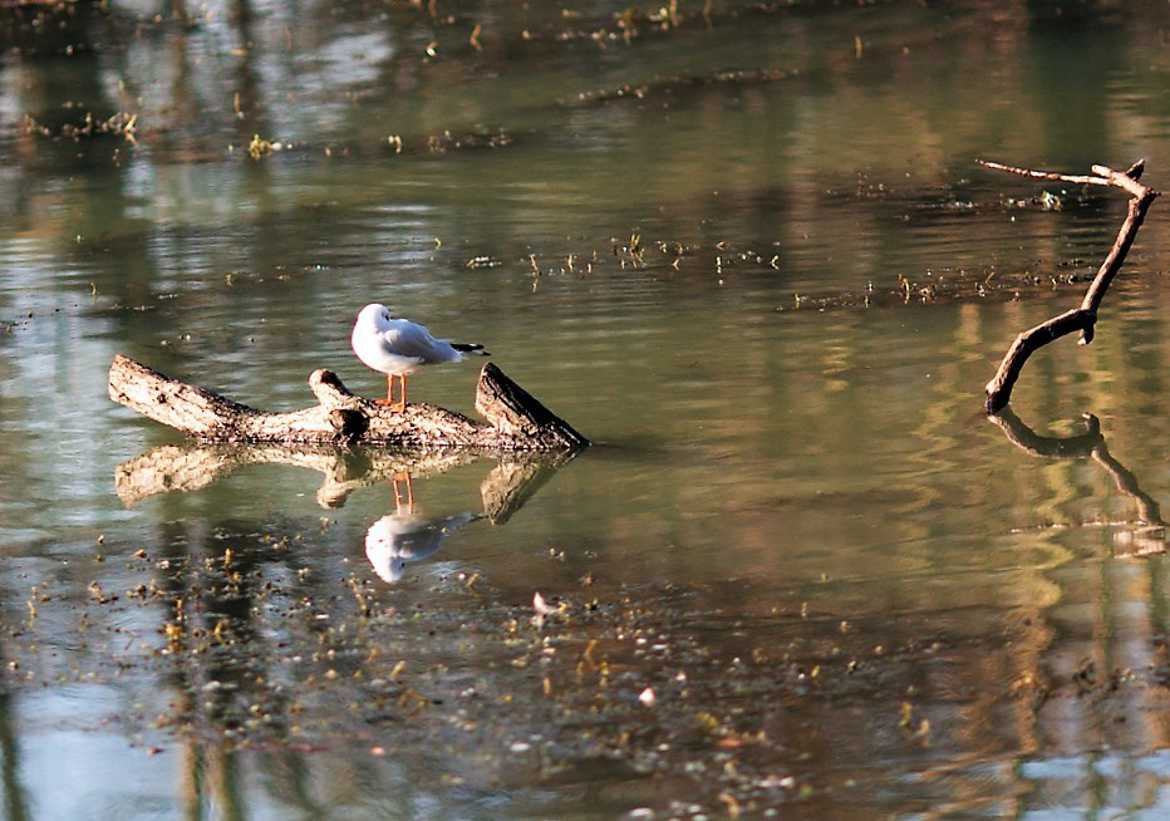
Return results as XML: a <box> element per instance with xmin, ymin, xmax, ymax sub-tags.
<box><xmin>309</xmin><ymin>368</ymin><xmax>360</xmax><ymax>408</ymax></box>
<box><xmin>476</xmin><ymin>362</ymin><xmax>589</xmax><ymax>450</ymax></box>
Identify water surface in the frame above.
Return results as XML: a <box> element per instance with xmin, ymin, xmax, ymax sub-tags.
<box><xmin>6</xmin><ymin>0</ymin><xmax>1170</xmax><ymax>817</ymax></box>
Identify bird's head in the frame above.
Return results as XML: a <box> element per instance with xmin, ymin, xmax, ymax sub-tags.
<box><xmin>356</xmin><ymin>303</ymin><xmax>393</xmax><ymax>329</ymax></box>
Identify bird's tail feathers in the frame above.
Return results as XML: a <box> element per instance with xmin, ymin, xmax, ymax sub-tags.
<box><xmin>452</xmin><ymin>343</ymin><xmax>490</xmax><ymax>356</ymax></box>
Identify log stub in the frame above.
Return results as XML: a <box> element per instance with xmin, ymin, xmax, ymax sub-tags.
<box><xmin>475</xmin><ymin>362</ymin><xmax>589</xmax><ymax>450</ymax></box>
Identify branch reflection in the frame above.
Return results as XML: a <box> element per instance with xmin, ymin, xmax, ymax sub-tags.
<box><xmin>990</xmin><ymin>407</ymin><xmax>1165</xmax><ymax>555</ymax></box>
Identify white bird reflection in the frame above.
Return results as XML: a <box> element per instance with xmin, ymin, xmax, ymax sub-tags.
<box><xmin>364</xmin><ymin>473</ymin><xmax>482</xmax><ymax>583</ymax></box>
<box><xmin>114</xmin><ymin>444</ymin><xmax>578</xmax><ymax>577</ymax></box>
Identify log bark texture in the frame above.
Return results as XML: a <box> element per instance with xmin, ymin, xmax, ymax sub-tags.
<box><xmin>108</xmin><ymin>355</ymin><xmax>588</xmax><ymax>451</ymax></box>
<box><xmin>980</xmin><ymin>159</ymin><xmax>1159</xmax><ymax>413</ymax></box>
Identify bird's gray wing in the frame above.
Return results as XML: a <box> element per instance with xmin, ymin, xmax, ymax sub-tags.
<box><xmin>397</xmin><ymin>512</ymin><xmax>482</xmax><ymax>559</ymax></box>
<box><xmin>381</xmin><ymin>320</ymin><xmax>448</xmax><ymax>361</ymax></box>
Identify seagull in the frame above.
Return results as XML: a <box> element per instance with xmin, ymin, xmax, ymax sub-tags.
<box><xmin>351</xmin><ymin>303</ymin><xmax>489</xmax><ymax>411</ymax></box>
<box><xmin>365</xmin><ymin>510</ymin><xmax>481</xmax><ymax>583</ymax></box>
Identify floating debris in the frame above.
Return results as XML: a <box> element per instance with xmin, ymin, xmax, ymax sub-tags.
<box><xmin>427</xmin><ymin>128</ymin><xmax>512</xmax><ymax>154</ymax></box>
<box><xmin>533</xmin><ymin>591</ymin><xmax>554</xmax><ymax>616</ymax></box>
<box><xmin>465</xmin><ymin>256</ymin><xmax>503</xmax><ymax>269</ymax></box>
<box><xmin>23</xmin><ymin>110</ymin><xmax>138</xmax><ymax>143</ymax></box>
<box><xmin>247</xmin><ymin>133</ymin><xmax>283</xmax><ymax>159</ymax></box>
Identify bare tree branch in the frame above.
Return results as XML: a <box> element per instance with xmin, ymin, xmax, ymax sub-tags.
<box><xmin>980</xmin><ymin>159</ymin><xmax>1159</xmax><ymax>412</ymax></box>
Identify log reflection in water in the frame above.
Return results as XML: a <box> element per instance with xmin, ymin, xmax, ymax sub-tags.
<box><xmin>115</xmin><ymin>442</ymin><xmax>578</xmax><ymax>519</ymax></box>
<box><xmin>479</xmin><ymin>450</ymin><xmax>576</xmax><ymax>524</ymax></box>
<box><xmin>990</xmin><ymin>408</ymin><xmax>1165</xmax><ymax>555</ymax></box>
<box><xmin>115</xmin><ymin>444</ymin><xmax>476</xmax><ymax>509</ymax></box>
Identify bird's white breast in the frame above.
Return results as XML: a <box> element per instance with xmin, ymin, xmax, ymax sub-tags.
<box><xmin>351</xmin><ymin>324</ymin><xmax>424</xmax><ymax>376</ymax></box>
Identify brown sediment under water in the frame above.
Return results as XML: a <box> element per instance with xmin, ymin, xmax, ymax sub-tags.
<box><xmin>7</xmin><ymin>0</ymin><xmax>1170</xmax><ymax>816</ymax></box>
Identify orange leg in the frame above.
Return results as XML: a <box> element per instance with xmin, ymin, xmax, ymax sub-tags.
<box><xmin>375</xmin><ymin>374</ymin><xmax>407</xmax><ymax>412</ymax></box>
<box><xmin>375</xmin><ymin>374</ymin><xmax>396</xmax><ymax>407</ymax></box>
<box><xmin>392</xmin><ymin>471</ymin><xmax>414</xmax><ymax>513</ymax></box>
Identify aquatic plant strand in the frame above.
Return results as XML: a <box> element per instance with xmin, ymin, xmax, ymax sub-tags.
<box><xmin>980</xmin><ymin>159</ymin><xmax>1159</xmax><ymax>412</ymax></box>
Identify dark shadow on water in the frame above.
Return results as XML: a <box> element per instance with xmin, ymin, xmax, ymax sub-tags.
<box><xmin>0</xmin><ymin>691</ymin><xmax>28</xmax><ymax>821</ymax></box>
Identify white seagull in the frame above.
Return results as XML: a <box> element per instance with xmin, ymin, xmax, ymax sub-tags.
<box><xmin>364</xmin><ymin>510</ymin><xmax>481</xmax><ymax>583</ymax></box>
<box><xmin>351</xmin><ymin>303</ymin><xmax>488</xmax><ymax>411</ymax></box>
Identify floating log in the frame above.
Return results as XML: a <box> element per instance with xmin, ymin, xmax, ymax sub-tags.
<box><xmin>979</xmin><ymin>159</ymin><xmax>1159</xmax><ymax>413</ymax></box>
<box><xmin>107</xmin><ymin>354</ymin><xmax>588</xmax><ymax>452</ymax></box>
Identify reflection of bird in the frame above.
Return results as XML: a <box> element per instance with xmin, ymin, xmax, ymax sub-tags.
<box><xmin>364</xmin><ymin>511</ymin><xmax>481</xmax><ymax>583</ymax></box>
<box><xmin>351</xmin><ymin>303</ymin><xmax>489</xmax><ymax>412</ymax></box>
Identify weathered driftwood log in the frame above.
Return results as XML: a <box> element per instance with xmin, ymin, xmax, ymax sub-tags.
<box><xmin>980</xmin><ymin>159</ymin><xmax>1159</xmax><ymax>413</ymax></box>
<box><xmin>108</xmin><ymin>354</ymin><xmax>588</xmax><ymax>451</ymax></box>
<box><xmin>115</xmin><ymin>442</ymin><xmax>577</xmax><ymax>521</ymax></box>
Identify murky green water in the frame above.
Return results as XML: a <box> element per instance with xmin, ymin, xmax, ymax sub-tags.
<box><xmin>8</xmin><ymin>0</ymin><xmax>1170</xmax><ymax>817</ymax></box>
